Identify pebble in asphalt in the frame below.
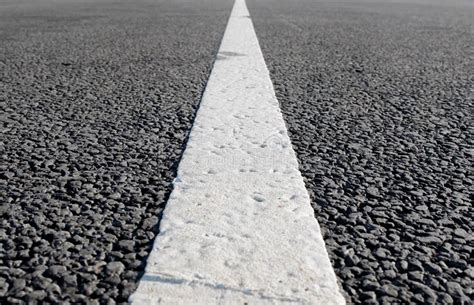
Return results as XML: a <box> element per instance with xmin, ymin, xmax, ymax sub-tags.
<box><xmin>0</xmin><ymin>0</ymin><xmax>232</xmax><ymax>303</ymax></box>
<box><xmin>248</xmin><ymin>0</ymin><xmax>473</xmax><ymax>304</ymax></box>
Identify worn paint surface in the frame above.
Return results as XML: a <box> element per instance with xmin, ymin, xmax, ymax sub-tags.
<box><xmin>130</xmin><ymin>0</ymin><xmax>345</xmax><ymax>304</ymax></box>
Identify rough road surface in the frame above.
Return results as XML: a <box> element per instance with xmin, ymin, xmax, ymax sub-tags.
<box><xmin>2</xmin><ymin>0</ymin><xmax>473</xmax><ymax>304</ymax></box>
<box><xmin>0</xmin><ymin>0</ymin><xmax>232</xmax><ymax>303</ymax></box>
<box><xmin>248</xmin><ymin>0</ymin><xmax>473</xmax><ymax>304</ymax></box>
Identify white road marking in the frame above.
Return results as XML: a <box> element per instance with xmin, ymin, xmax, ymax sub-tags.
<box><xmin>130</xmin><ymin>0</ymin><xmax>345</xmax><ymax>304</ymax></box>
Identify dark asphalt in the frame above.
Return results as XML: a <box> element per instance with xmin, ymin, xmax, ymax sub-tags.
<box><xmin>0</xmin><ymin>0</ymin><xmax>232</xmax><ymax>303</ymax></box>
<box><xmin>1</xmin><ymin>0</ymin><xmax>473</xmax><ymax>304</ymax></box>
<box><xmin>248</xmin><ymin>0</ymin><xmax>473</xmax><ymax>304</ymax></box>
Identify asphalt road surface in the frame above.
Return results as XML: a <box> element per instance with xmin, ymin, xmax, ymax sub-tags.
<box><xmin>249</xmin><ymin>0</ymin><xmax>473</xmax><ymax>303</ymax></box>
<box><xmin>1</xmin><ymin>0</ymin><xmax>232</xmax><ymax>303</ymax></box>
<box><xmin>1</xmin><ymin>0</ymin><xmax>473</xmax><ymax>304</ymax></box>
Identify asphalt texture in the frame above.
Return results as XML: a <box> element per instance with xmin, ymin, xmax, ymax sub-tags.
<box><xmin>0</xmin><ymin>0</ymin><xmax>232</xmax><ymax>303</ymax></box>
<box><xmin>248</xmin><ymin>0</ymin><xmax>473</xmax><ymax>304</ymax></box>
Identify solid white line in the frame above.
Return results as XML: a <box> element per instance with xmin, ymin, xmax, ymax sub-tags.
<box><xmin>130</xmin><ymin>0</ymin><xmax>345</xmax><ymax>304</ymax></box>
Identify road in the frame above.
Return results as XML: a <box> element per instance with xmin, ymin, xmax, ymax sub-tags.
<box><xmin>1</xmin><ymin>0</ymin><xmax>472</xmax><ymax>304</ymax></box>
<box><xmin>248</xmin><ymin>0</ymin><xmax>472</xmax><ymax>303</ymax></box>
<box><xmin>1</xmin><ymin>0</ymin><xmax>233</xmax><ymax>303</ymax></box>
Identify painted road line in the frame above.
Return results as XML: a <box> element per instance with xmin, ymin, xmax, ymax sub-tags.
<box><xmin>130</xmin><ymin>0</ymin><xmax>345</xmax><ymax>304</ymax></box>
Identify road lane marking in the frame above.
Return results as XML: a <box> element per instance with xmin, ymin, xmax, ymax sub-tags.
<box><xmin>130</xmin><ymin>0</ymin><xmax>345</xmax><ymax>304</ymax></box>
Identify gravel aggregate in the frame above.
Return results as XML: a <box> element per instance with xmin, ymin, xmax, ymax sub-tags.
<box><xmin>249</xmin><ymin>0</ymin><xmax>473</xmax><ymax>303</ymax></box>
<box><xmin>0</xmin><ymin>0</ymin><xmax>232</xmax><ymax>303</ymax></box>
